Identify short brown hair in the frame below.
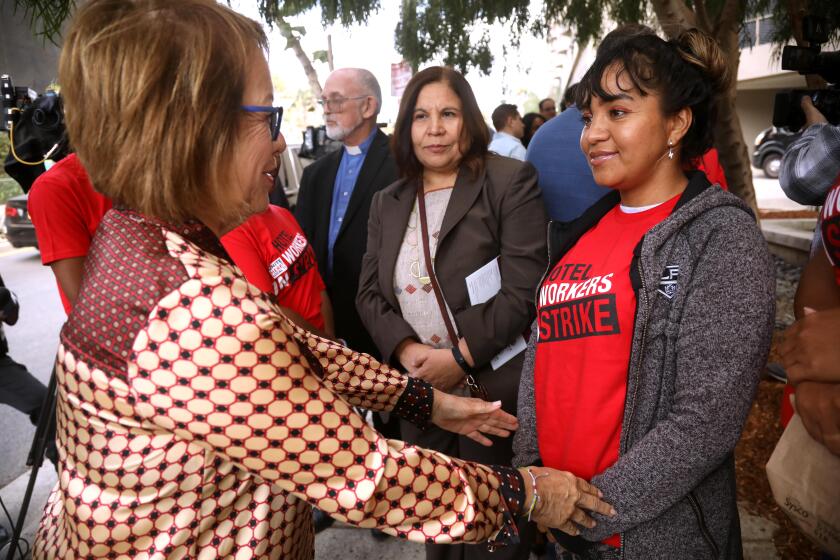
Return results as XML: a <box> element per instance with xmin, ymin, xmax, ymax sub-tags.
<box><xmin>391</xmin><ymin>66</ymin><xmax>489</xmax><ymax>180</ymax></box>
<box><xmin>59</xmin><ymin>0</ymin><xmax>267</xmax><ymax>222</ymax></box>
<box><xmin>491</xmin><ymin>104</ymin><xmax>519</xmax><ymax>131</ymax></box>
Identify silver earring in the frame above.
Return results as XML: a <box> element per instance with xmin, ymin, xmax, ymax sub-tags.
<box><xmin>667</xmin><ymin>140</ymin><xmax>674</xmax><ymax>160</ymax></box>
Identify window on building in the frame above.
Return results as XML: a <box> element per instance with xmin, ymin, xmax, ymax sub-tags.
<box><xmin>759</xmin><ymin>16</ymin><xmax>776</xmax><ymax>44</ymax></box>
<box><xmin>740</xmin><ymin>21</ymin><xmax>757</xmax><ymax>49</ymax></box>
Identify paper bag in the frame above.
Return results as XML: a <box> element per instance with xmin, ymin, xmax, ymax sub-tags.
<box><xmin>766</xmin><ymin>414</ymin><xmax>840</xmax><ymax>556</ymax></box>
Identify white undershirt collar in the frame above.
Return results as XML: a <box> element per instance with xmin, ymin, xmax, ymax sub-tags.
<box><xmin>619</xmin><ymin>200</ymin><xmax>666</xmax><ymax>214</ymax></box>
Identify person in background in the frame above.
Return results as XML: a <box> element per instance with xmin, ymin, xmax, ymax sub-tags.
<box><xmin>539</xmin><ymin>98</ymin><xmax>557</xmax><ymax>121</ymax></box>
<box><xmin>778</xmin><ymin>95</ymin><xmax>840</xmax><ymax>456</ymax></box>
<box><xmin>695</xmin><ymin>147</ymin><xmax>728</xmax><ymax>190</ymax></box>
<box><xmin>222</xmin><ymin>203</ymin><xmax>335</xmax><ymax>339</ymax></box>
<box><xmin>521</xmin><ymin>113</ymin><xmax>545</xmax><ymax>149</ymax></box>
<box><xmin>526</xmin><ymin>83</ymin><xmax>609</xmax><ymax>222</ymax></box>
<box><xmin>358</xmin><ymin>66</ymin><xmax>550</xmax><ymax>560</ymax></box>
<box><xmin>27</xmin><ymin>153</ymin><xmax>112</xmax><ymax>314</ymax></box>
<box><xmin>559</xmin><ymin>86</ymin><xmax>576</xmax><ymax>113</ymax></box>
<box><xmin>36</xmin><ymin>3</ymin><xmax>614</xmax><ymax>558</ymax></box>
<box><xmin>294</xmin><ymin>68</ymin><xmax>397</xmax><ymax>358</ymax></box>
<box><xmin>514</xmin><ymin>27</ymin><xmax>775</xmax><ymax>559</ymax></box>
<box><xmin>0</xmin><ymin>273</ymin><xmax>54</xmax><ymax>467</ymax></box>
<box><xmin>220</xmin><ymin>114</ymin><xmax>335</xmax><ymax>339</ymax></box>
<box><xmin>780</xmin><ymin>96</ymin><xmax>840</xmax><ymax>207</ymax></box>
<box><xmin>488</xmin><ymin>103</ymin><xmax>527</xmax><ymax>161</ymax></box>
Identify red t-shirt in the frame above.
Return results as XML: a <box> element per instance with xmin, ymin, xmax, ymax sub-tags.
<box><xmin>222</xmin><ymin>205</ymin><xmax>326</xmax><ymax>330</ymax></box>
<box><xmin>534</xmin><ymin>195</ymin><xmax>679</xmax><ymax>547</ymax></box>
<box><xmin>820</xmin><ymin>175</ymin><xmax>840</xmax><ymax>286</ymax></box>
<box><xmin>27</xmin><ymin>154</ymin><xmax>112</xmax><ymax>314</ymax></box>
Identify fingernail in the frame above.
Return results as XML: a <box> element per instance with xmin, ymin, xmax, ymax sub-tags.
<box><xmin>598</xmin><ymin>490</ymin><xmax>603</xmax><ymax>498</ymax></box>
<box><xmin>610</xmin><ymin>508</ymin><xmax>617</xmax><ymax>516</ymax></box>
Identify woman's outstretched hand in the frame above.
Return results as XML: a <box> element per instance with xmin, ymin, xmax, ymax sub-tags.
<box><xmin>430</xmin><ymin>390</ymin><xmax>518</xmax><ymax>446</ymax></box>
<box><xmin>519</xmin><ymin>466</ymin><xmax>616</xmax><ymax>536</ymax></box>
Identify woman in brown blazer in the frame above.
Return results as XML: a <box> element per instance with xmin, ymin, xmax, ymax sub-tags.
<box><xmin>357</xmin><ymin>66</ymin><xmax>548</xmax><ymax>560</ymax></box>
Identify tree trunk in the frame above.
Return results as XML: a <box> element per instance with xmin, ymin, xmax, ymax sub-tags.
<box><xmin>651</xmin><ymin>0</ymin><xmax>759</xmax><ymax>216</ymax></box>
<box><xmin>276</xmin><ymin>16</ymin><xmax>323</xmax><ymax>98</ymax></box>
<box><xmin>711</xmin><ymin>0</ymin><xmax>759</xmax><ymax>216</ymax></box>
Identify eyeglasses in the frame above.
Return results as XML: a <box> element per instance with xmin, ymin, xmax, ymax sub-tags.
<box><xmin>241</xmin><ymin>105</ymin><xmax>283</xmax><ymax>141</ymax></box>
<box><xmin>317</xmin><ymin>95</ymin><xmax>368</xmax><ymax>112</ymax></box>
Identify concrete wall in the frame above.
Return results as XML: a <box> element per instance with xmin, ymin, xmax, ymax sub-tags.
<box><xmin>735</xmin><ymin>89</ymin><xmax>776</xmax><ymax>154</ymax></box>
<box><xmin>0</xmin><ymin>2</ymin><xmax>62</xmax><ymax>93</ymax></box>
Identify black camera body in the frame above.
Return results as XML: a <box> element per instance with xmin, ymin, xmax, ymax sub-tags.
<box><xmin>1</xmin><ymin>74</ymin><xmax>68</xmax><ymax>193</ymax></box>
<box><xmin>773</xmin><ymin>16</ymin><xmax>840</xmax><ymax>129</ymax></box>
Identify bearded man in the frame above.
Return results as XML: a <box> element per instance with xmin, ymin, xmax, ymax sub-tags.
<box><xmin>295</xmin><ymin>68</ymin><xmax>397</xmax><ymax>358</ymax></box>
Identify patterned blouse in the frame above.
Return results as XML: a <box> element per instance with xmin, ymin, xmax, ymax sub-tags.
<box><xmin>33</xmin><ymin>209</ymin><xmax>523</xmax><ymax>560</ymax></box>
<box><xmin>393</xmin><ymin>188</ymin><xmax>456</xmax><ymax>349</ymax></box>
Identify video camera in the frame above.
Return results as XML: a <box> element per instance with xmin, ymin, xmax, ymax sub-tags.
<box><xmin>1</xmin><ymin>74</ymin><xmax>68</xmax><ymax>193</ymax></box>
<box><xmin>773</xmin><ymin>16</ymin><xmax>840</xmax><ymax>129</ymax></box>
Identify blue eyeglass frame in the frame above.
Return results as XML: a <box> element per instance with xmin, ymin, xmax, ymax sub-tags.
<box><xmin>241</xmin><ymin>105</ymin><xmax>284</xmax><ymax>141</ymax></box>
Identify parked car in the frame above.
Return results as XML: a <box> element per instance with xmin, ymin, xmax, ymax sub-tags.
<box><xmin>752</xmin><ymin>126</ymin><xmax>802</xmax><ymax>179</ymax></box>
<box><xmin>2</xmin><ymin>193</ymin><xmax>37</xmax><ymax>249</ymax></box>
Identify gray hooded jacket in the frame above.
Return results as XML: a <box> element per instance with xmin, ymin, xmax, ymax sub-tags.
<box><xmin>513</xmin><ymin>173</ymin><xmax>776</xmax><ymax>559</ymax></box>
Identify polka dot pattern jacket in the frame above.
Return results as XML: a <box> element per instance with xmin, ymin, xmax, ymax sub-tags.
<box><xmin>33</xmin><ymin>209</ymin><xmax>523</xmax><ymax>560</ymax></box>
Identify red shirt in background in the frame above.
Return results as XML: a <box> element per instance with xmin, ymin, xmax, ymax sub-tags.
<box><xmin>696</xmin><ymin>148</ymin><xmax>729</xmax><ymax>191</ymax></box>
<box><xmin>27</xmin><ymin>154</ymin><xmax>112</xmax><ymax>314</ymax></box>
<box><xmin>534</xmin><ymin>195</ymin><xmax>679</xmax><ymax>547</ymax></box>
<box><xmin>222</xmin><ymin>205</ymin><xmax>326</xmax><ymax>330</ymax></box>
<box><xmin>821</xmin><ymin>176</ymin><xmax>840</xmax><ymax>286</ymax></box>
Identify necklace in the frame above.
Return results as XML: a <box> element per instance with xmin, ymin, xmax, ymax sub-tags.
<box><xmin>406</xmin><ymin>205</ymin><xmax>432</xmax><ymax>285</ymax></box>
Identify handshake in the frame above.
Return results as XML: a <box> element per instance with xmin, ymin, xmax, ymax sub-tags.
<box><xmin>429</xmin><ymin>376</ymin><xmax>616</xmax><ymax>538</ymax></box>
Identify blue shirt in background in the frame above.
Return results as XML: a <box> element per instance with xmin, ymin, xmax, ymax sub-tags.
<box><xmin>327</xmin><ymin>127</ymin><xmax>378</xmax><ymax>275</ymax></box>
<box><xmin>488</xmin><ymin>131</ymin><xmax>527</xmax><ymax>161</ymax></box>
<box><xmin>526</xmin><ymin>106</ymin><xmax>610</xmax><ymax>222</ymax></box>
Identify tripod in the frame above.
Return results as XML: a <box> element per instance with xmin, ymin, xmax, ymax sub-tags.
<box><xmin>3</xmin><ymin>367</ymin><xmax>57</xmax><ymax>560</ymax></box>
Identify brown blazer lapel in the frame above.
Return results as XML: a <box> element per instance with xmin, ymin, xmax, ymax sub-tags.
<box><xmin>377</xmin><ymin>179</ymin><xmax>417</xmax><ymax>309</ymax></box>
<box><xmin>438</xmin><ymin>164</ymin><xmax>486</xmax><ymax>248</ymax></box>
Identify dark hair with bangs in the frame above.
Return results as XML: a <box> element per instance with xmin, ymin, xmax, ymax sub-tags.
<box><xmin>391</xmin><ymin>66</ymin><xmax>489</xmax><ymax>180</ymax></box>
<box><xmin>575</xmin><ymin>27</ymin><xmax>729</xmax><ymax>166</ymax></box>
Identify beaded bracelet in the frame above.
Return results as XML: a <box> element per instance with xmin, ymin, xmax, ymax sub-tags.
<box><xmin>525</xmin><ymin>468</ymin><xmax>549</xmax><ymax>521</ymax></box>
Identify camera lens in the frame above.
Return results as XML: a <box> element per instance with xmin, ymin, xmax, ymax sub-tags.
<box><xmin>32</xmin><ymin>107</ymin><xmax>60</xmax><ymax>129</ymax></box>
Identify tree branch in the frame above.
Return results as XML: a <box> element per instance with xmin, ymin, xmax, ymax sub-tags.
<box><xmin>649</xmin><ymin>0</ymin><xmax>696</xmax><ymax>38</ymax></box>
<box><xmin>693</xmin><ymin>0</ymin><xmax>712</xmax><ymax>34</ymax></box>
<box><xmin>275</xmin><ymin>15</ymin><xmax>323</xmax><ymax>98</ymax></box>
<box><xmin>714</xmin><ymin>0</ymin><xmax>745</xmax><ymax>42</ymax></box>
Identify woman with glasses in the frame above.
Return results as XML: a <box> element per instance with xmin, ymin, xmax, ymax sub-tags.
<box><xmin>34</xmin><ymin>2</ymin><xmax>613</xmax><ymax>559</ymax></box>
<box><xmin>357</xmin><ymin>66</ymin><xmax>565</xmax><ymax>560</ymax></box>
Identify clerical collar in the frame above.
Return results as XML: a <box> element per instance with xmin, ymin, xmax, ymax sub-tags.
<box><xmin>343</xmin><ymin>127</ymin><xmax>378</xmax><ymax>156</ymax></box>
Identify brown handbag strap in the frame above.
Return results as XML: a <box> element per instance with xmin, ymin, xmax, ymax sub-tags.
<box><xmin>416</xmin><ymin>185</ymin><xmax>459</xmax><ymax>347</ymax></box>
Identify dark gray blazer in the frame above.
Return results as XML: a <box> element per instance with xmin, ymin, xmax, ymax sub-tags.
<box><xmin>356</xmin><ymin>154</ymin><xmax>548</xmax><ymax>411</ymax></box>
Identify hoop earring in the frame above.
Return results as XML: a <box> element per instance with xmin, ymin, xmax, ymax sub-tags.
<box><xmin>667</xmin><ymin>140</ymin><xmax>675</xmax><ymax>160</ymax></box>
